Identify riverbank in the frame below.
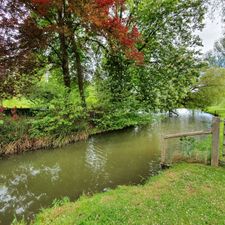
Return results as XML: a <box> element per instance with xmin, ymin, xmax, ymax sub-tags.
<box><xmin>0</xmin><ymin>127</ymin><xmax>135</xmax><ymax>157</ymax></box>
<box><xmin>0</xmin><ymin>117</ymin><xmax>152</xmax><ymax>157</ymax></box>
<box><xmin>14</xmin><ymin>163</ymin><xmax>225</xmax><ymax>225</ymax></box>
<box><xmin>0</xmin><ymin>131</ymin><xmax>89</xmax><ymax>157</ymax></box>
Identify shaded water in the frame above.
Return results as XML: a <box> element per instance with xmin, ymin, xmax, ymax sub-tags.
<box><xmin>0</xmin><ymin>109</ymin><xmax>212</xmax><ymax>224</ymax></box>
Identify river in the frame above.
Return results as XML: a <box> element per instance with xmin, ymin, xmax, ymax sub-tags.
<box><xmin>0</xmin><ymin>109</ymin><xmax>212</xmax><ymax>224</ymax></box>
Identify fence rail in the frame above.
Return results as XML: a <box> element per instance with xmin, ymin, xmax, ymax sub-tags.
<box><xmin>161</xmin><ymin>117</ymin><xmax>220</xmax><ymax>167</ymax></box>
<box><xmin>164</xmin><ymin>130</ymin><xmax>212</xmax><ymax>139</ymax></box>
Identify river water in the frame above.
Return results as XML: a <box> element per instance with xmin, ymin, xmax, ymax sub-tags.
<box><xmin>0</xmin><ymin>109</ymin><xmax>212</xmax><ymax>224</ymax></box>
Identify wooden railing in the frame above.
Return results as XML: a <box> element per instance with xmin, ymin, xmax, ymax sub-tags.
<box><xmin>161</xmin><ymin>117</ymin><xmax>220</xmax><ymax>167</ymax></box>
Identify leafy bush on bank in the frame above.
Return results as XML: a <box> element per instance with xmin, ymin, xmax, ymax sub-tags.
<box><xmin>0</xmin><ymin>78</ymin><xmax>153</xmax><ymax>155</ymax></box>
<box><xmin>0</xmin><ymin>105</ymin><xmax>152</xmax><ymax>156</ymax></box>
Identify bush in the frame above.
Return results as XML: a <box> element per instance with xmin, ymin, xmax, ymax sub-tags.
<box><xmin>93</xmin><ymin>108</ymin><xmax>152</xmax><ymax>130</ymax></box>
<box><xmin>29</xmin><ymin>97</ymin><xmax>87</xmax><ymax>138</ymax></box>
<box><xmin>0</xmin><ymin>117</ymin><xmax>30</xmax><ymax>146</ymax></box>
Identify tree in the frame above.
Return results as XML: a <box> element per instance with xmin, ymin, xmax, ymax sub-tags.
<box><xmin>139</xmin><ymin>0</ymin><xmax>206</xmax><ymax>110</ymax></box>
<box><xmin>1</xmin><ymin>0</ymin><xmax>209</xmax><ymax>113</ymax></box>
<box><xmin>204</xmin><ymin>37</ymin><xmax>225</xmax><ymax>68</ymax></box>
<box><xmin>185</xmin><ymin>67</ymin><xmax>225</xmax><ymax>109</ymax></box>
<box><xmin>0</xmin><ymin>0</ymin><xmax>143</xmax><ymax>108</ymax></box>
<box><xmin>96</xmin><ymin>0</ymin><xmax>207</xmax><ymax>111</ymax></box>
<box><xmin>0</xmin><ymin>0</ymin><xmax>48</xmax><ymax>101</ymax></box>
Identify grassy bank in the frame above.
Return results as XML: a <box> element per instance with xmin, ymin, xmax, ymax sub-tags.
<box><xmin>0</xmin><ymin>131</ymin><xmax>89</xmax><ymax>157</ymax></box>
<box><xmin>15</xmin><ymin>163</ymin><xmax>225</xmax><ymax>225</ymax></box>
<box><xmin>207</xmin><ymin>105</ymin><xmax>225</xmax><ymax>118</ymax></box>
<box><xmin>0</xmin><ymin>117</ymin><xmax>152</xmax><ymax>157</ymax></box>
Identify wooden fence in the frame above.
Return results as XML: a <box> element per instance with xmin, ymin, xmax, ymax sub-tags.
<box><xmin>161</xmin><ymin>117</ymin><xmax>221</xmax><ymax>167</ymax></box>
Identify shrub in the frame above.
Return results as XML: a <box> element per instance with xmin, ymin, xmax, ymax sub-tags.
<box><xmin>93</xmin><ymin>108</ymin><xmax>152</xmax><ymax>130</ymax></box>
<box><xmin>0</xmin><ymin>117</ymin><xmax>30</xmax><ymax>146</ymax></box>
<box><xmin>29</xmin><ymin>96</ymin><xmax>87</xmax><ymax>138</ymax></box>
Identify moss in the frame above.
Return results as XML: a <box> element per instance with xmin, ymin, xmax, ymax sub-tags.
<box><xmin>15</xmin><ymin>163</ymin><xmax>225</xmax><ymax>225</ymax></box>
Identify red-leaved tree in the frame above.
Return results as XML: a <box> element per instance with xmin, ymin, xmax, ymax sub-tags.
<box><xmin>0</xmin><ymin>0</ymin><xmax>143</xmax><ymax>107</ymax></box>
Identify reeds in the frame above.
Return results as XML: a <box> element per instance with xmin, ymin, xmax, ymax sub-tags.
<box><xmin>0</xmin><ymin>131</ymin><xmax>89</xmax><ymax>157</ymax></box>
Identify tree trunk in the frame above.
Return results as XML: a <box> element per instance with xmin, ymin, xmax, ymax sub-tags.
<box><xmin>71</xmin><ymin>38</ymin><xmax>87</xmax><ymax>109</ymax></box>
<box><xmin>58</xmin><ymin>8</ymin><xmax>71</xmax><ymax>89</ymax></box>
<box><xmin>59</xmin><ymin>35</ymin><xmax>71</xmax><ymax>89</ymax></box>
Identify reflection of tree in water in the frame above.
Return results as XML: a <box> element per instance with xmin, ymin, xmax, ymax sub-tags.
<box><xmin>0</xmin><ymin>163</ymin><xmax>61</xmax><ymax>220</ymax></box>
<box><xmin>85</xmin><ymin>138</ymin><xmax>110</xmax><ymax>185</ymax></box>
<box><xmin>85</xmin><ymin>138</ymin><xmax>107</xmax><ymax>173</ymax></box>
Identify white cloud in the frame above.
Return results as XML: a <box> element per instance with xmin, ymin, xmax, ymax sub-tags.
<box><xmin>197</xmin><ymin>10</ymin><xmax>224</xmax><ymax>53</ymax></box>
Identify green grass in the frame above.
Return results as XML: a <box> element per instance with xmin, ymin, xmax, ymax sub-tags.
<box><xmin>3</xmin><ymin>97</ymin><xmax>35</xmax><ymax>108</ymax></box>
<box><xmin>15</xmin><ymin>163</ymin><xmax>225</xmax><ymax>225</ymax></box>
<box><xmin>207</xmin><ymin>105</ymin><xmax>225</xmax><ymax>119</ymax></box>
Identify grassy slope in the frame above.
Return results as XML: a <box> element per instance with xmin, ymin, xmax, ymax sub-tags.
<box><xmin>17</xmin><ymin>163</ymin><xmax>225</xmax><ymax>225</ymax></box>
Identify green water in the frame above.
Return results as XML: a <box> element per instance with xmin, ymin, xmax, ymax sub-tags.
<box><xmin>0</xmin><ymin>109</ymin><xmax>212</xmax><ymax>225</ymax></box>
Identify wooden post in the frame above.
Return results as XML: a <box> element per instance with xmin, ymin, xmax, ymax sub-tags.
<box><xmin>211</xmin><ymin>117</ymin><xmax>220</xmax><ymax>166</ymax></box>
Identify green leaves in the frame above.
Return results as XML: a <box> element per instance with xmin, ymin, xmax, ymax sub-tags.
<box><xmin>94</xmin><ymin>110</ymin><xmax>152</xmax><ymax>130</ymax></box>
<box><xmin>186</xmin><ymin>67</ymin><xmax>225</xmax><ymax>109</ymax></box>
<box><xmin>29</xmin><ymin>94</ymin><xmax>86</xmax><ymax>138</ymax></box>
<box><xmin>97</xmin><ymin>0</ymin><xmax>207</xmax><ymax>112</ymax></box>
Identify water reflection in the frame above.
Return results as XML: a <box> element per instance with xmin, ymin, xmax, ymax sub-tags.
<box><xmin>0</xmin><ymin>164</ymin><xmax>60</xmax><ymax>221</ymax></box>
<box><xmin>85</xmin><ymin>138</ymin><xmax>107</xmax><ymax>173</ymax></box>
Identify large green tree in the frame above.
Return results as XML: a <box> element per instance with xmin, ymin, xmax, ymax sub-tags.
<box><xmin>1</xmin><ymin>0</ymin><xmax>208</xmax><ymax>113</ymax></box>
<box><xmin>96</xmin><ymin>0</ymin><xmax>207</xmax><ymax>112</ymax></box>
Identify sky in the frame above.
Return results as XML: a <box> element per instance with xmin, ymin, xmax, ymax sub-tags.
<box><xmin>198</xmin><ymin>10</ymin><xmax>224</xmax><ymax>53</ymax></box>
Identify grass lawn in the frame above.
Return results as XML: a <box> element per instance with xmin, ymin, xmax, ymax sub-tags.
<box><xmin>3</xmin><ymin>97</ymin><xmax>35</xmax><ymax>108</ymax></box>
<box><xmin>207</xmin><ymin>105</ymin><xmax>225</xmax><ymax>119</ymax></box>
<box><xmin>16</xmin><ymin>163</ymin><xmax>225</xmax><ymax>225</ymax></box>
